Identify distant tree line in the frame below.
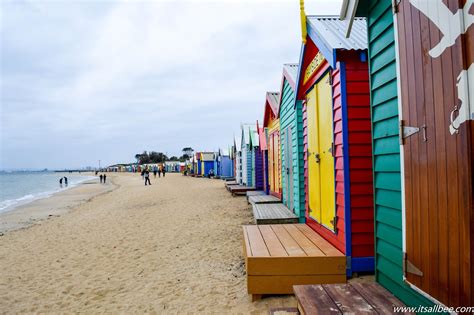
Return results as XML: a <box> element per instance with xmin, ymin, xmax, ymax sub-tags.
<box><xmin>134</xmin><ymin>147</ymin><xmax>194</xmax><ymax>164</ymax></box>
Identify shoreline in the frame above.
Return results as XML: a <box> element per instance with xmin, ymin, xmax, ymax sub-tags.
<box><xmin>0</xmin><ymin>173</ymin><xmax>296</xmax><ymax>313</ymax></box>
<box><xmin>0</xmin><ymin>175</ymin><xmax>117</xmax><ymax>234</ymax></box>
<box><xmin>0</xmin><ymin>172</ymin><xmax>98</xmax><ymax>214</ymax></box>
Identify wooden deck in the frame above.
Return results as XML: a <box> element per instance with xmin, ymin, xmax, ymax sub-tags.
<box><xmin>242</xmin><ymin>224</ymin><xmax>346</xmax><ymax>299</ymax></box>
<box><xmin>252</xmin><ymin>203</ymin><xmax>298</xmax><ymax>224</ymax></box>
<box><xmin>248</xmin><ymin>194</ymin><xmax>281</xmax><ymax>205</ymax></box>
<box><xmin>246</xmin><ymin>190</ymin><xmax>265</xmax><ymax>197</ymax></box>
<box><xmin>225</xmin><ymin>181</ymin><xmax>238</xmax><ymax>190</ymax></box>
<box><xmin>228</xmin><ymin>185</ymin><xmax>256</xmax><ymax>196</ymax></box>
<box><xmin>294</xmin><ymin>283</ymin><xmax>412</xmax><ymax>314</ymax></box>
<box><xmin>223</xmin><ymin>177</ymin><xmax>235</xmax><ymax>182</ymax></box>
<box><xmin>246</xmin><ymin>190</ymin><xmax>265</xmax><ymax>201</ymax></box>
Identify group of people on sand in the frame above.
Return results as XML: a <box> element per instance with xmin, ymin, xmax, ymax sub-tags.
<box><xmin>99</xmin><ymin>174</ymin><xmax>107</xmax><ymax>183</ymax></box>
<box><xmin>59</xmin><ymin>176</ymin><xmax>68</xmax><ymax>187</ymax></box>
<box><xmin>142</xmin><ymin>167</ymin><xmax>165</xmax><ymax>186</ymax></box>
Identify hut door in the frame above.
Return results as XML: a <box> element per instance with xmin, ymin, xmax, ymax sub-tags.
<box><xmin>397</xmin><ymin>0</ymin><xmax>473</xmax><ymax>306</ymax></box>
<box><xmin>306</xmin><ymin>73</ymin><xmax>336</xmax><ymax>231</ymax></box>
<box><xmin>268</xmin><ymin>134</ymin><xmax>274</xmax><ymax>192</ymax></box>
<box><xmin>274</xmin><ymin>132</ymin><xmax>281</xmax><ymax>195</ymax></box>
<box><xmin>250</xmin><ymin>149</ymin><xmax>256</xmax><ymax>187</ymax></box>
<box><xmin>284</xmin><ymin>127</ymin><xmax>294</xmax><ymax>210</ymax></box>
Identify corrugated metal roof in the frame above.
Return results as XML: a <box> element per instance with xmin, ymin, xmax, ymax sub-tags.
<box><xmin>249</xmin><ymin>125</ymin><xmax>259</xmax><ymax>147</ymax></box>
<box><xmin>283</xmin><ymin>63</ymin><xmax>299</xmax><ymax>84</ymax></box>
<box><xmin>307</xmin><ymin>16</ymin><xmax>367</xmax><ymax>51</ymax></box>
<box><xmin>234</xmin><ymin>135</ymin><xmax>241</xmax><ymax>151</ymax></box>
<box><xmin>241</xmin><ymin>123</ymin><xmax>254</xmax><ymax>146</ymax></box>
<box><xmin>266</xmin><ymin>92</ymin><xmax>280</xmax><ymax>115</ymax></box>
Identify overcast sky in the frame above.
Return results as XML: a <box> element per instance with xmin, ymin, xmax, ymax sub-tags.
<box><xmin>1</xmin><ymin>0</ymin><xmax>341</xmax><ymax>170</ymax></box>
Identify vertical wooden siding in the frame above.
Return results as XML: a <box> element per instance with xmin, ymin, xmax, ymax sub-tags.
<box><xmin>280</xmin><ymin>79</ymin><xmax>305</xmax><ymax>222</ymax></box>
<box><xmin>397</xmin><ymin>0</ymin><xmax>473</xmax><ymax>306</ymax></box>
<box><xmin>367</xmin><ymin>0</ymin><xmax>433</xmax><ymax>307</ymax></box>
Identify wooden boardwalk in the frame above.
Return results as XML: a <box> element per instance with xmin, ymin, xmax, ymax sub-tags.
<box><xmin>248</xmin><ymin>194</ymin><xmax>281</xmax><ymax>205</ymax></box>
<box><xmin>242</xmin><ymin>224</ymin><xmax>346</xmax><ymax>299</ymax></box>
<box><xmin>293</xmin><ymin>283</ymin><xmax>412</xmax><ymax>314</ymax></box>
<box><xmin>252</xmin><ymin>203</ymin><xmax>298</xmax><ymax>224</ymax></box>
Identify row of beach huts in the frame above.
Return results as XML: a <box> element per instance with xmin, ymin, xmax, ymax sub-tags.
<box><xmin>106</xmin><ymin>162</ymin><xmax>184</xmax><ymax>173</ymax></box>
<box><xmin>192</xmin><ymin>0</ymin><xmax>474</xmax><ymax>312</ymax></box>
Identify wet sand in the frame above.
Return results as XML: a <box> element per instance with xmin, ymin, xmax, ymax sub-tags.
<box><xmin>0</xmin><ymin>173</ymin><xmax>296</xmax><ymax>313</ymax></box>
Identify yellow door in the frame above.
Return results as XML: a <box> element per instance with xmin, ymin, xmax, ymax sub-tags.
<box><xmin>307</xmin><ymin>87</ymin><xmax>322</xmax><ymax>223</ymax></box>
<box><xmin>307</xmin><ymin>72</ymin><xmax>336</xmax><ymax>231</ymax></box>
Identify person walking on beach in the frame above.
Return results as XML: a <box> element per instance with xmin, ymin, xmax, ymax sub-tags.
<box><xmin>59</xmin><ymin>177</ymin><xmax>63</xmax><ymax>186</ymax></box>
<box><xmin>103</xmin><ymin>174</ymin><xmax>107</xmax><ymax>183</ymax></box>
<box><xmin>64</xmin><ymin>176</ymin><xmax>68</xmax><ymax>186</ymax></box>
<box><xmin>162</xmin><ymin>167</ymin><xmax>166</xmax><ymax>178</ymax></box>
<box><xmin>153</xmin><ymin>169</ymin><xmax>157</xmax><ymax>178</ymax></box>
<box><xmin>99</xmin><ymin>174</ymin><xmax>103</xmax><ymax>183</ymax></box>
<box><xmin>144</xmin><ymin>169</ymin><xmax>151</xmax><ymax>186</ymax></box>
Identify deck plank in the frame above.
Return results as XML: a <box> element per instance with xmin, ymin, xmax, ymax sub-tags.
<box><xmin>322</xmin><ymin>284</ymin><xmax>377</xmax><ymax>314</ymax></box>
<box><xmin>248</xmin><ymin>194</ymin><xmax>281</xmax><ymax>204</ymax></box>
<box><xmin>351</xmin><ymin>283</ymin><xmax>414</xmax><ymax>315</ymax></box>
<box><xmin>244</xmin><ymin>226</ymin><xmax>270</xmax><ymax>257</ymax></box>
<box><xmin>296</xmin><ymin>224</ymin><xmax>343</xmax><ymax>256</ymax></box>
<box><xmin>259</xmin><ymin>225</ymin><xmax>288</xmax><ymax>257</ymax></box>
<box><xmin>270</xmin><ymin>225</ymin><xmax>306</xmax><ymax>257</ymax></box>
<box><xmin>284</xmin><ymin>225</ymin><xmax>325</xmax><ymax>256</ymax></box>
<box><xmin>229</xmin><ymin>185</ymin><xmax>256</xmax><ymax>192</ymax></box>
<box><xmin>293</xmin><ymin>285</ymin><xmax>341</xmax><ymax>315</ymax></box>
<box><xmin>246</xmin><ymin>191</ymin><xmax>265</xmax><ymax>197</ymax></box>
<box><xmin>252</xmin><ymin>204</ymin><xmax>298</xmax><ymax>225</ymax></box>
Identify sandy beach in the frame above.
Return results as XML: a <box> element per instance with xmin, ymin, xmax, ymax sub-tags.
<box><xmin>0</xmin><ymin>173</ymin><xmax>296</xmax><ymax>313</ymax></box>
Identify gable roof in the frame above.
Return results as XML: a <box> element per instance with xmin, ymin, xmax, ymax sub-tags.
<box><xmin>241</xmin><ymin>123</ymin><xmax>254</xmax><ymax>146</ymax></box>
<box><xmin>283</xmin><ymin>63</ymin><xmax>299</xmax><ymax>89</ymax></box>
<box><xmin>306</xmin><ymin>16</ymin><xmax>367</xmax><ymax>68</ymax></box>
<box><xmin>234</xmin><ymin>135</ymin><xmax>241</xmax><ymax>152</ymax></box>
<box><xmin>263</xmin><ymin>92</ymin><xmax>280</xmax><ymax>127</ymax></box>
<box><xmin>249</xmin><ymin>124</ymin><xmax>259</xmax><ymax>148</ymax></box>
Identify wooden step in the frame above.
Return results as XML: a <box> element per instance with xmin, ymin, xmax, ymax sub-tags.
<box><xmin>252</xmin><ymin>203</ymin><xmax>298</xmax><ymax>224</ymax></box>
<box><xmin>242</xmin><ymin>224</ymin><xmax>346</xmax><ymax>299</ymax></box>
<box><xmin>248</xmin><ymin>194</ymin><xmax>281</xmax><ymax>205</ymax></box>
<box><xmin>294</xmin><ymin>283</ymin><xmax>413</xmax><ymax>315</ymax></box>
<box><xmin>246</xmin><ymin>190</ymin><xmax>266</xmax><ymax>202</ymax></box>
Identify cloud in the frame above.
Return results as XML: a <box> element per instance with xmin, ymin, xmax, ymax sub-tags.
<box><xmin>1</xmin><ymin>0</ymin><xmax>341</xmax><ymax>169</ymax></box>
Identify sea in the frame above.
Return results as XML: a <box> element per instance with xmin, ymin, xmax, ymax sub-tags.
<box><xmin>0</xmin><ymin>171</ymin><xmax>96</xmax><ymax>213</ymax></box>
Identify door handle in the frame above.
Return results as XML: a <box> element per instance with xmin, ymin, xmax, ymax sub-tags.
<box><xmin>315</xmin><ymin>154</ymin><xmax>320</xmax><ymax>163</ymax></box>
